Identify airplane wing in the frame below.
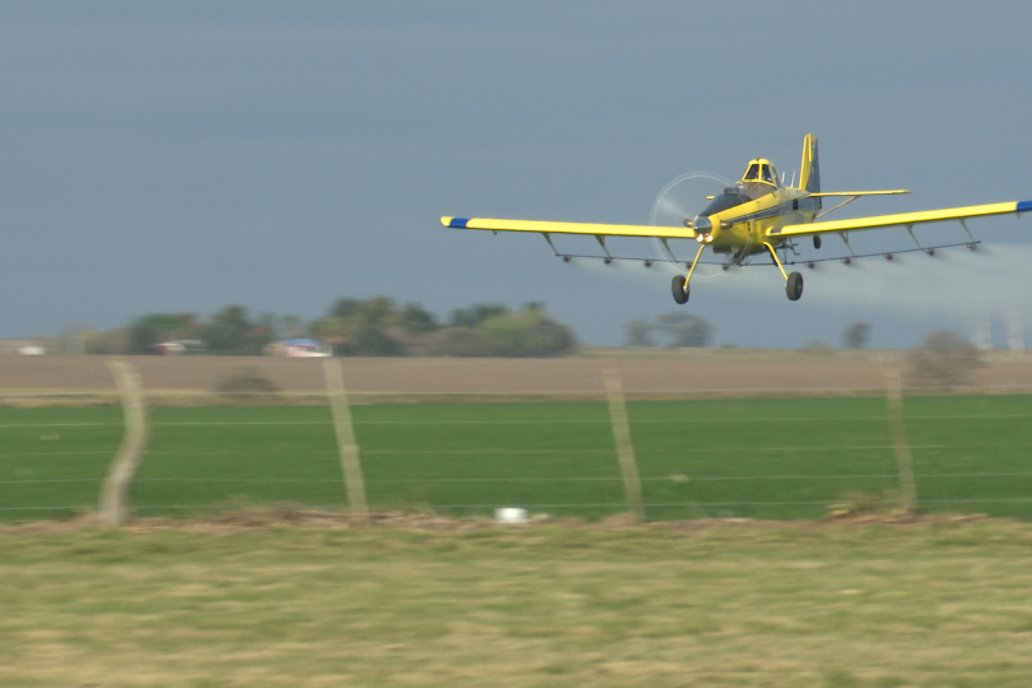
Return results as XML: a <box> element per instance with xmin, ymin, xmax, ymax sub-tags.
<box><xmin>769</xmin><ymin>200</ymin><xmax>1032</xmax><ymax>238</ymax></box>
<box><xmin>441</xmin><ymin>216</ymin><xmax>696</xmax><ymax>240</ymax></box>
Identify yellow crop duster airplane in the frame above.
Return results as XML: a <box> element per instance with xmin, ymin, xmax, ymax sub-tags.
<box><xmin>442</xmin><ymin>134</ymin><xmax>1031</xmax><ymax>303</ymax></box>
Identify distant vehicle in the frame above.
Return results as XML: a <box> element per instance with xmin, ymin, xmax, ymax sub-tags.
<box><xmin>442</xmin><ymin>133</ymin><xmax>1031</xmax><ymax>303</ymax></box>
<box><xmin>156</xmin><ymin>340</ymin><xmax>205</xmax><ymax>355</ymax></box>
<box><xmin>267</xmin><ymin>338</ymin><xmax>332</xmax><ymax>358</ymax></box>
<box><xmin>18</xmin><ymin>345</ymin><xmax>46</xmax><ymax>356</ymax></box>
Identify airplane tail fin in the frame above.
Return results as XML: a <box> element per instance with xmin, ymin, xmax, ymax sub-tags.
<box><xmin>798</xmin><ymin>133</ymin><xmax>821</xmax><ymax>193</ymax></box>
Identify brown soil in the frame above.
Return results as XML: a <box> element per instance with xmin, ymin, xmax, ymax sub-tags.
<box><xmin>4</xmin><ymin>350</ymin><xmax>1032</xmax><ymax>399</ymax></box>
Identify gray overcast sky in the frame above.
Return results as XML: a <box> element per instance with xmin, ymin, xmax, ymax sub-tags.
<box><xmin>2</xmin><ymin>1</ymin><xmax>1031</xmax><ymax>348</ymax></box>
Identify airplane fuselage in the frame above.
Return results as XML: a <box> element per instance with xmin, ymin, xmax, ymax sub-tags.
<box><xmin>693</xmin><ymin>181</ymin><xmax>822</xmax><ymax>258</ymax></box>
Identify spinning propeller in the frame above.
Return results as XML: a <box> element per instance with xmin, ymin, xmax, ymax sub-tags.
<box><xmin>648</xmin><ymin>171</ymin><xmax>731</xmax><ymax>276</ymax></box>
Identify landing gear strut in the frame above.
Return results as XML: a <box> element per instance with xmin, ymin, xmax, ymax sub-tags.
<box><xmin>762</xmin><ymin>241</ymin><xmax>804</xmax><ymax>302</ymax></box>
<box><xmin>670</xmin><ymin>241</ymin><xmax>708</xmax><ymax>305</ymax></box>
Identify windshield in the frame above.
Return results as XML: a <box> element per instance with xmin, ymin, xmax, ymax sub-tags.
<box><xmin>741</xmin><ymin>160</ymin><xmax>779</xmax><ymax>186</ymax></box>
<box><xmin>701</xmin><ymin>188</ymin><xmax>751</xmax><ymax>216</ymax></box>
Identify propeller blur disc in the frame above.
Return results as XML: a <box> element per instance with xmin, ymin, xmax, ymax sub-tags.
<box><xmin>649</xmin><ymin>171</ymin><xmax>731</xmax><ymax>279</ymax></box>
<box><xmin>649</xmin><ymin>171</ymin><xmax>730</xmax><ymax>227</ymax></box>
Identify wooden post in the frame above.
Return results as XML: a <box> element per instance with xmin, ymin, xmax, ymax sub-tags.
<box><xmin>884</xmin><ymin>353</ymin><xmax>918</xmax><ymax>516</ymax></box>
<box><xmin>604</xmin><ymin>364</ymin><xmax>645</xmax><ymax>521</ymax></box>
<box><xmin>323</xmin><ymin>359</ymin><xmax>369</xmax><ymax>522</ymax></box>
<box><xmin>99</xmin><ymin>359</ymin><xmax>149</xmax><ymax>527</ymax></box>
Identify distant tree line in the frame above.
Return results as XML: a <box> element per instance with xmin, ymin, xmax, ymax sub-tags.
<box><xmin>623</xmin><ymin>317</ymin><xmax>875</xmax><ymax>351</ymax></box>
<box><xmin>78</xmin><ymin>299</ymin><xmax>577</xmax><ymax>357</ymax></box>
<box><xmin>624</xmin><ymin>313</ymin><xmax>714</xmax><ymax>348</ymax></box>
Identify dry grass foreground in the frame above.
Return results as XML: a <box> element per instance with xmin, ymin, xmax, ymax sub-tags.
<box><xmin>3</xmin><ymin>511</ymin><xmax>1032</xmax><ymax>687</ymax></box>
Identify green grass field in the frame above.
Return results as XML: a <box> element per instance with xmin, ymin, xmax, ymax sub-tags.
<box><xmin>3</xmin><ymin>394</ymin><xmax>1032</xmax><ymax>521</ymax></box>
<box><xmin>3</xmin><ymin>522</ymin><xmax>1032</xmax><ymax>686</ymax></box>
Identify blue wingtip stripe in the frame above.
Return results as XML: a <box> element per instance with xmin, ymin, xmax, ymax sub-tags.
<box><xmin>1017</xmin><ymin>200</ymin><xmax>1032</xmax><ymax>213</ymax></box>
<box><xmin>449</xmin><ymin>217</ymin><xmax>470</xmax><ymax>229</ymax></box>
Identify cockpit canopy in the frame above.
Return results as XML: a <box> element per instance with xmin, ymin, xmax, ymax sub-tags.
<box><xmin>740</xmin><ymin>158</ymin><xmax>779</xmax><ymax>186</ymax></box>
<box><xmin>701</xmin><ymin>187</ymin><xmax>751</xmax><ymax>217</ymax></box>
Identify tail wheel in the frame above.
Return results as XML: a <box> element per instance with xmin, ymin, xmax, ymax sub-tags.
<box><xmin>671</xmin><ymin>276</ymin><xmax>690</xmax><ymax>304</ymax></box>
<box><xmin>786</xmin><ymin>271</ymin><xmax>803</xmax><ymax>301</ymax></box>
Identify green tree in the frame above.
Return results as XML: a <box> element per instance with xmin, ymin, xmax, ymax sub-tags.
<box><xmin>353</xmin><ymin>323</ymin><xmax>406</xmax><ymax>356</ymax></box>
<box><xmin>416</xmin><ymin>326</ymin><xmax>492</xmax><ymax>357</ymax></box>
<box><xmin>276</xmin><ymin>314</ymin><xmax>306</xmax><ymax>340</ymax></box>
<box><xmin>656</xmin><ymin>313</ymin><xmax>713</xmax><ymax>347</ymax></box>
<box><xmin>199</xmin><ymin>306</ymin><xmax>272</xmax><ymax>355</ymax></box>
<box><xmin>127</xmin><ymin>313</ymin><xmax>198</xmax><ymax>354</ymax></box>
<box><xmin>397</xmin><ymin>303</ymin><xmax>438</xmax><ymax>336</ymax></box>
<box><xmin>843</xmin><ymin>322</ymin><xmax>871</xmax><ymax>349</ymax></box>
<box><xmin>314</xmin><ymin>297</ymin><xmax>408</xmax><ymax>356</ymax></box>
<box><xmin>479</xmin><ymin>304</ymin><xmax>576</xmax><ymax>356</ymax></box>
<box><xmin>450</xmin><ymin>304</ymin><xmax>508</xmax><ymax>328</ymax></box>
<box><xmin>624</xmin><ymin>319</ymin><xmax>655</xmax><ymax>347</ymax></box>
<box><xmin>907</xmin><ymin>329</ymin><xmax>981</xmax><ymax>389</ymax></box>
<box><xmin>329</xmin><ymin>298</ymin><xmax>362</xmax><ymax>320</ymax></box>
<box><xmin>312</xmin><ymin>298</ymin><xmax>578</xmax><ymax>357</ymax></box>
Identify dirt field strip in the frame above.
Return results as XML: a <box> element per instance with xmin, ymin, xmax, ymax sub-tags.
<box><xmin>7</xmin><ymin>351</ymin><xmax>1032</xmax><ymax>401</ymax></box>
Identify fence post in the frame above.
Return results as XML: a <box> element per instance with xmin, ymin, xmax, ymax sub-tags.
<box><xmin>99</xmin><ymin>359</ymin><xmax>149</xmax><ymax>527</ymax></box>
<box><xmin>884</xmin><ymin>353</ymin><xmax>918</xmax><ymax>516</ymax></box>
<box><xmin>323</xmin><ymin>359</ymin><xmax>369</xmax><ymax>522</ymax></box>
<box><xmin>604</xmin><ymin>364</ymin><xmax>645</xmax><ymax>521</ymax></box>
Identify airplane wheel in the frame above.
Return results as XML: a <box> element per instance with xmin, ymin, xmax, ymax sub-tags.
<box><xmin>671</xmin><ymin>276</ymin><xmax>690</xmax><ymax>304</ymax></box>
<box><xmin>786</xmin><ymin>272</ymin><xmax>803</xmax><ymax>301</ymax></box>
